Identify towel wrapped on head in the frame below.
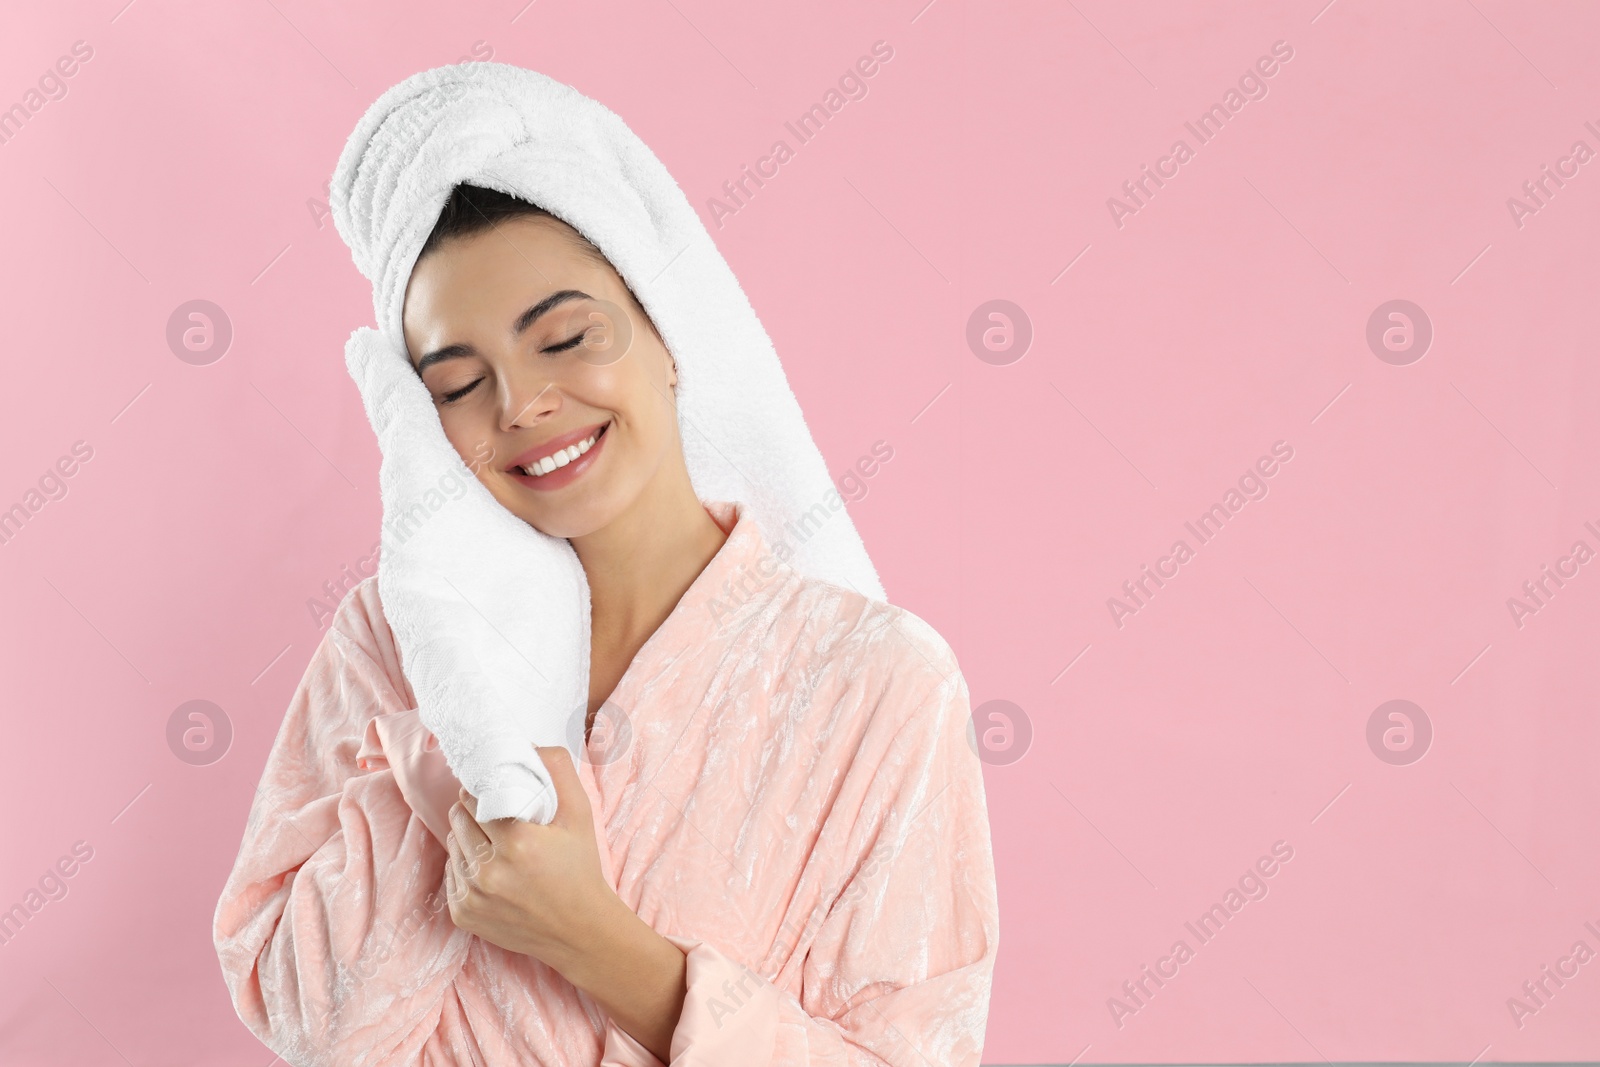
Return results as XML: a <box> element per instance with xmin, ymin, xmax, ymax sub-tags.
<box><xmin>329</xmin><ymin>61</ymin><xmax>885</xmax><ymax>823</ymax></box>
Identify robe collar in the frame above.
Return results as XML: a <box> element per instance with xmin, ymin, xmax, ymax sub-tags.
<box><xmin>578</xmin><ymin>497</ymin><xmax>792</xmax><ymax>859</ymax></box>
<box><xmin>586</xmin><ymin>497</ymin><xmax>789</xmax><ymax>750</ymax></box>
<box><xmin>617</xmin><ymin>497</ymin><xmax>785</xmax><ymax>673</ymax></box>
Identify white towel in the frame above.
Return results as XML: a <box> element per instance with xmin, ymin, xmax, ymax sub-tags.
<box><xmin>329</xmin><ymin>62</ymin><xmax>886</xmax><ymax>824</ymax></box>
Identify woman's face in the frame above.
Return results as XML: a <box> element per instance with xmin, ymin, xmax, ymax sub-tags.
<box><xmin>401</xmin><ymin>215</ymin><xmax>680</xmax><ymax>539</ymax></box>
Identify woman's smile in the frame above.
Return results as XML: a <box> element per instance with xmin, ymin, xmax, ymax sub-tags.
<box><xmin>504</xmin><ymin>420</ymin><xmax>611</xmax><ymax>491</ymax></box>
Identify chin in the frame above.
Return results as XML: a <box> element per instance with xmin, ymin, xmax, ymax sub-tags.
<box><xmin>504</xmin><ymin>485</ymin><xmax>620</xmax><ymax>541</ymax></box>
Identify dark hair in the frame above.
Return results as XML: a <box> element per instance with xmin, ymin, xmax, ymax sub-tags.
<box><xmin>419</xmin><ymin>183</ymin><xmax>610</xmax><ymax>269</ymax></box>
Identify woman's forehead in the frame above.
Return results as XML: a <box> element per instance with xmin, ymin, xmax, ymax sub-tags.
<box><xmin>405</xmin><ymin>223</ymin><xmax>616</xmax><ymax>323</ymax></box>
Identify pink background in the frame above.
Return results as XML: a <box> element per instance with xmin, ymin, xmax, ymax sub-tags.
<box><xmin>2</xmin><ymin>0</ymin><xmax>1597</xmax><ymax>1062</ymax></box>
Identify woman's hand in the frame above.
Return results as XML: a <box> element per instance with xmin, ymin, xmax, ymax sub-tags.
<box><xmin>444</xmin><ymin>745</ymin><xmax>613</xmax><ymax>972</ymax></box>
<box><xmin>445</xmin><ymin>745</ymin><xmax>690</xmax><ymax>1060</ymax></box>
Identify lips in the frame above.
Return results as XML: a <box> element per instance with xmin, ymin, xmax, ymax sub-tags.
<box><xmin>505</xmin><ymin>422</ymin><xmax>611</xmax><ymax>495</ymax></box>
<box><xmin>506</xmin><ymin>421</ymin><xmax>610</xmax><ymax>476</ymax></box>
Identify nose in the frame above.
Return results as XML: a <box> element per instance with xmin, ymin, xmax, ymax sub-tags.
<box><xmin>497</xmin><ymin>363</ymin><xmax>560</xmax><ymax>433</ymax></box>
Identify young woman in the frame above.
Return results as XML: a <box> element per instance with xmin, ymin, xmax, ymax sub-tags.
<box><xmin>215</xmin><ymin>68</ymin><xmax>998</xmax><ymax>1067</ymax></box>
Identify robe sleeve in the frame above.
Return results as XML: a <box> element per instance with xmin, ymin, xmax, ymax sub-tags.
<box><xmin>211</xmin><ymin>586</ymin><xmax>529</xmax><ymax>1066</ymax></box>
<box><xmin>599</xmin><ymin>644</ymin><xmax>1001</xmax><ymax>1066</ymax></box>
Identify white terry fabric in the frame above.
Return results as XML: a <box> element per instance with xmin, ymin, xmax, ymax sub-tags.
<box><xmin>329</xmin><ymin>62</ymin><xmax>886</xmax><ymax>824</ymax></box>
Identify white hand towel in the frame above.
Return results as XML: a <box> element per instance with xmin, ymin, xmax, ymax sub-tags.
<box><xmin>330</xmin><ymin>61</ymin><xmax>885</xmax><ymax>823</ymax></box>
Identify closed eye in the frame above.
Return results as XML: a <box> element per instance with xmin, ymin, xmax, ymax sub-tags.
<box><xmin>441</xmin><ymin>380</ymin><xmax>480</xmax><ymax>404</ymax></box>
<box><xmin>543</xmin><ymin>331</ymin><xmax>587</xmax><ymax>353</ymax></box>
<box><xmin>437</xmin><ymin>332</ymin><xmax>588</xmax><ymax>405</ymax></box>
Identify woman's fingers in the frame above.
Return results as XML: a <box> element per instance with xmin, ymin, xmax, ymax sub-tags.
<box><xmin>448</xmin><ymin>794</ymin><xmax>496</xmax><ymax>877</ymax></box>
<box><xmin>534</xmin><ymin>745</ymin><xmax>591</xmax><ymax>827</ymax></box>
<box><xmin>443</xmin><ymin>831</ymin><xmax>467</xmax><ymax>907</ymax></box>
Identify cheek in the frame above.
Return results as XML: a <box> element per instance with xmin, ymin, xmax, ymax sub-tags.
<box><xmin>608</xmin><ymin>353</ymin><xmax>674</xmax><ymax>425</ymax></box>
<box><xmin>609</xmin><ymin>382</ymin><xmax>671</xmax><ymax>459</ymax></box>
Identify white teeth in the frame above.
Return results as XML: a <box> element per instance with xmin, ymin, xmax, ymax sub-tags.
<box><xmin>520</xmin><ymin>430</ymin><xmax>600</xmax><ymax>478</ymax></box>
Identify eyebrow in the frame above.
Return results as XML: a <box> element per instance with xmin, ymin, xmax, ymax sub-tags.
<box><xmin>414</xmin><ymin>289</ymin><xmax>595</xmax><ymax>373</ymax></box>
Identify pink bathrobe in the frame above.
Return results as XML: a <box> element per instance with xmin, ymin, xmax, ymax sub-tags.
<box><xmin>213</xmin><ymin>500</ymin><xmax>999</xmax><ymax>1065</ymax></box>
